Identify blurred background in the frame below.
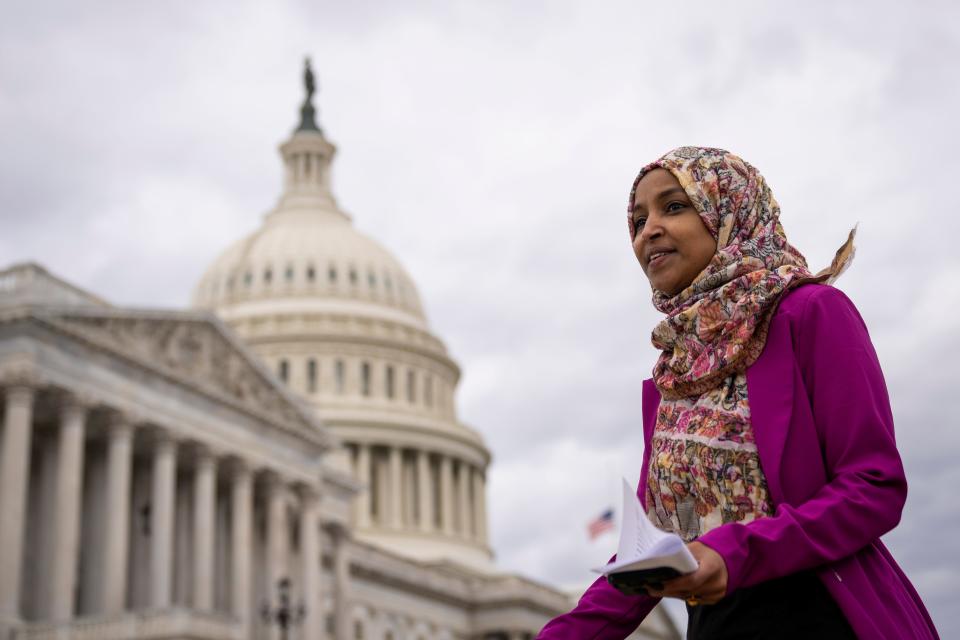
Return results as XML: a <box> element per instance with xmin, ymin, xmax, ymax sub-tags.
<box><xmin>2</xmin><ymin>0</ymin><xmax>958</xmax><ymax>635</ymax></box>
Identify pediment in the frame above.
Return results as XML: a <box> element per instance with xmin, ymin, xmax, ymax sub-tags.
<box><xmin>40</xmin><ymin>310</ymin><xmax>320</xmax><ymax>435</ymax></box>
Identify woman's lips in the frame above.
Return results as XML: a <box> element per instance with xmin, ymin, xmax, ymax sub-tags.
<box><xmin>648</xmin><ymin>250</ymin><xmax>675</xmax><ymax>269</ymax></box>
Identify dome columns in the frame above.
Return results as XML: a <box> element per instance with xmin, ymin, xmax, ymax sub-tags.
<box><xmin>350</xmin><ymin>441</ymin><xmax>490</xmax><ymax>553</ymax></box>
<box><xmin>387</xmin><ymin>446</ymin><xmax>403</xmax><ymax>529</ymax></box>
<box><xmin>439</xmin><ymin>455</ymin><xmax>455</xmax><ymax>536</ymax></box>
<box><xmin>472</xmin><ymin>466</ymin><xmax>488</xmax><ymax>546</ymax></box>
<box><xmin>415</xmin><ymin>450</ymin><xmax>434</xmax><ymax>533</ymax></box>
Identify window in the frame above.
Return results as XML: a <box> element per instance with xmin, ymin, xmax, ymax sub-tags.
<box><xmin>329</xmin><ymin>265</ymin><xmax>338</xmax><ymax>283</ymax></box>
<box><xmin>307</xmin><ymin>358</ymin><xmax>317</xmax><ymax>393</ymax></box>
<box><xmin>226</xmin><ymin>275</ymin><xmax>235</xmax><ymax>291</ymax></box>
<box><xmin>335</xmin><ymin>360</ymin><xmax>345</xmax><ymax>394</ymax></box>
<box><xmin>349</xmin><ymin>268</ymin><xmax>358</xmax><ymax>285</ymax></box>
<box><xmin>385</xmin><ymin>365</ymin><xmax>395</xmax><ymax>399</ymax></box>
<box><xmin>361</xmin><ymin>362</ymin><xmax>371</xmax><ymax>397</ymax></box>
<box><xmin>406</xmin><ymin>370</ymin><xmax>416</xmax><ymax>403</ymax></box>
<box><xmin>285</xmin><ymin>265</ymin><xmax>294</xmax><ymax>283</ymax></box>
<box><xmin>306</xmin><ymin>265</ymin><xmax>316</xmax><ymax>282</ymax></box>
<box><xmin>264</xmin><ymin>268</ymin><xmax>273</xmax><ymax>284</ymax></box>
<box><xmin>244</xmin><ymin>272</ymin><xmax>253</xmax><ymax>287</ymax></box>
<box><xmin>278</xmin><ymin>359</ymin><xmax>289</xmax><ymax>383</ymax></box>
<box><xmin>425</xmin><ymin>374</ymin><xmax>433</xmax><ymax>407</ymax></box>
<box><xmin>353</xmin><ymin>620</ymin><xmax>364</xmax><ymax>640</ymax></box>
<box><xmin>368</xmin><ymin>271</ymin><xmax>376</xmax><ymax>288</ymax></box>
<box><xmin>384</xmin><ymin>273</ymin><xmax>392</xmax><ymax>291</ymax></box>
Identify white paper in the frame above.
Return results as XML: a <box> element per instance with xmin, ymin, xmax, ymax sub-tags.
<box><xmin>593</xmin><ymin>479</ymin><xmax>698</xmax><ymax>576</ymax></box>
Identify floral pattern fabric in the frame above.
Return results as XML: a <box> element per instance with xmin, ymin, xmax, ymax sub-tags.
<box><xmin>627</xmin><ymin>147</ymin><xmax>856</xmax><ymax>399</ymax></box>
<box><xmin>645</xmin><ymin>372</ymin><xmax>774</xmax><ymax>541</ymax></box>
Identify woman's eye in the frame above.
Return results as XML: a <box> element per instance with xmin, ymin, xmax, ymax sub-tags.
<box><xmin>665</xmin><ymin>201</ymin><xmax>686</xmax><ymax>213</ymax></box>
<box><xmin>634</xmin><ymin>216</ymin><xmax>647</xmax><ymax>230</ymax></box>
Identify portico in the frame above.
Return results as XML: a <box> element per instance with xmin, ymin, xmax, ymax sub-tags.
<box><xmin>0</xmin><ymin>270</ymin><xmax>345</xmax><ymax>640</ymax></box>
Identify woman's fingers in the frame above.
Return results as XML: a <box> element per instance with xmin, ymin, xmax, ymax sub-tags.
<box><xmin>649</xmin><ymin>575</ymin><xmax>723</xmax><ymax>603</ymax></box>
<box><xmin>646</xmin><ymin>542</ymin><xmax>729</xmax><ymax>603</ymax></box>
<box><xmin>658</xmin><ymin>573</ymin><xmax>707</xmax><ymax>596</ymax></box>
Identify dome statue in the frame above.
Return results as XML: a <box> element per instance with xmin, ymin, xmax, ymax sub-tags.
<box><xmin>193</xmin><ymin>61</ymin><xmax>493</xmax><ymax>569</ymax></box>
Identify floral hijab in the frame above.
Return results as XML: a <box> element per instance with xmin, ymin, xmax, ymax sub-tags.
<box><xmin>628</xmin><ymin>147</ymin><xmax>855</xmax><ymax>399</ymax></box>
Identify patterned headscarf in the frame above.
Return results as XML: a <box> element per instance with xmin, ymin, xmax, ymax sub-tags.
<box><xmin>628</xmin><ymin>147</ymin><xmax>855</xmax><ymax>399</ymax></box>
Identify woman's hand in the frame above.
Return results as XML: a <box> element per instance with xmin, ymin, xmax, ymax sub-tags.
<box><xmin>647</xmin><ymin>542</ymin><xmax>728</xmax><ymax>605</ymax></box>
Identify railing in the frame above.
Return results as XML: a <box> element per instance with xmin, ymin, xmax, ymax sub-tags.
<box><xmin>12</xmin><ymin>608</ymin><xmax>241</xmax><ymax>640</ymax></box>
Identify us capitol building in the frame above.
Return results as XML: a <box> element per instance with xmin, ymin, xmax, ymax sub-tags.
<box><xmin>0</xmin><ymin>63</ymin><xmax>679</xmax><ymax>640</ymax></box>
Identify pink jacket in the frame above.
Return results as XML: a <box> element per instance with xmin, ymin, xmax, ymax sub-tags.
<box><xmin>538</xmin><ymin>285</ymin><xmax>939</xmax><ymax>639</ymax></box>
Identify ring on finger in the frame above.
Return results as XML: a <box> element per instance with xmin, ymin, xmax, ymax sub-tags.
<box><xmin>685</xmin><ymin>594</ymin><xmax>700</xmax><ymax>606</ymax></box>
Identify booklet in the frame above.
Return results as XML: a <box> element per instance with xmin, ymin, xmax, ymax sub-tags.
<box><xmin>593</xmin><ymin>479</ymin><xmax>698</xmax><ymax>593</ymax></box>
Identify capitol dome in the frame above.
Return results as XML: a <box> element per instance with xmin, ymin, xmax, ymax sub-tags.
<box><xmin>193</xmin><ymin>169</ymin><xmax>428</xmax><ymax>328</ymax></box>
<box><xmin>192</xmin><ymin>62</ymin><xmax>492</xmax><ymax>569</ymax></box>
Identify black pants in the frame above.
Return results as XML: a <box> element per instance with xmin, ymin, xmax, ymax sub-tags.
<box><xmin>686</xmin><ymin>571</ymin><xmax>857</xmax><ymax>639</ymax></box>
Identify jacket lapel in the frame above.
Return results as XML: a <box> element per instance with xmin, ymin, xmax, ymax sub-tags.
<box><xmin>745</xmin><ymin>314</ymin><xmax>795</xmax><ymax>507</ymax></box>
<box><xmin>641</xmin><ymin>378</ymin><xmax>659</xmax><ymax>447</ymax></box>
<box><xmin>639</xmin><ymin>378</ymin><xmax>660</xmax><ymax>509</ymax></box>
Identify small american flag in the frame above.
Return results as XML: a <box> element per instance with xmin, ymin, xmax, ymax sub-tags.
<box><xmin>587</xmin><ymin>508</ymin><xmax>615</xmax><ymax>539</ymax></box>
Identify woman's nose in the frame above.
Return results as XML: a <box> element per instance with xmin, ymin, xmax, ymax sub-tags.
<box><xmin>639</xmin><ymin>213</ymin><xmax>664</xmax><ymax>241</ymax></box>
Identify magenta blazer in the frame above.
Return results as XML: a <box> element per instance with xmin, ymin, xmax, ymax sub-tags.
<box><xmin>538</xmin><ymin>285</ymin><xmax>939</xmax><ymax>639</ymax></box>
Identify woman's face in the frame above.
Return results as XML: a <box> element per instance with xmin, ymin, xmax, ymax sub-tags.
<box><xmin>631</xmin><ymin>168</ymin><xmax>717</xmax><ymax>296</ymax></box>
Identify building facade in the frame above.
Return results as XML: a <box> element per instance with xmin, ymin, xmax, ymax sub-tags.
<box><xmin>0</xmin><ymin>65</ymin><xmax>680</xmax><ymax>640</ymax></box>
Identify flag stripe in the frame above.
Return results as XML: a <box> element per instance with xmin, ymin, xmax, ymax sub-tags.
<box><xmin>587</xmin><ymin>508</ymin><xmax>615</xmax><ymax>539</ymax></box>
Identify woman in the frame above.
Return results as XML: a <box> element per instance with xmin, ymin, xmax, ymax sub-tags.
<box><xmin>538</xmin><ymin>147</ymin><xmax>939</xmax><ymax>639</ymax></box>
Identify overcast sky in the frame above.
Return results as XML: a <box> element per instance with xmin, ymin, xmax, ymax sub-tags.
<box><xmin>2</xmin><ymin>0</ymin><xmax>959</xmax><ymax>635</ymax></box>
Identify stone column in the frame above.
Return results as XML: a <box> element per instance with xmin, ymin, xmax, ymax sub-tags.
<box><xmin>354</xmin><ymin>444</ymin><xmax>371</xmax><ymax>529</ymax></box>
<box><xmin>472</xmin><ymin>467</ymin><xmax>488</xmax><ymax>544</ymax></box>
<box><xmin>332</xmin><ymin>526</ymin><xmax>352</xmax><ymax>640</ymax></box>
<box><xmin>49</xmin><ymin>397</ymin><xmax>86</xmax><ymax>621</ymax></box>
<box><xmin>457</xmin><ymin>462</ymin><xmax>472</xmax><ymax>537</ymax></box>
<box><xmin>102</xmin><ymin>417</ymin><xmax>134</xmax><ymax>614</ymax></box>
<box><xmin>265</xmin><ymin>475</ymin><xmax>288</xmax><ymax>599</ymax></box>
<box><xmin>439</xmin><ymin>455</ymin><xmax>454</xmax><ymax>536</ymax></box>
<box><xmin>388</xmin><ymin>446</ymin><xmax>403</xmax><ymax>529</ymax></box>
<box><xmin>298</xmin><ymin>487</ymin><xmax>322</xmax><ymax>640</ymax></box>
<box><xmin>402</xmin><ymin>456</ymin><xmax>416</xmax><ymax>526</ymax></box>
<box><xmin>150</xmin><ymin>433</ymin><xmax>177</xmax><ymax>609</ymax></box>
<box><xmin>229</xmin><ymin>461</ymin><xmax>252</xmax><ymax>633</ymax></box>
<box><xmin>416</xmin><ymin>450</ymin><xmax>433</xmax><ymax>532</ymax></box>
<box><xmin>192</xmin><ymin>448</ymin><xmax>216</xmax><ymax>611</ymax></box>
<box><xmin>0</xmin><ymin>385</ymin><xmax>35</xmax><ymax>619</ymax></box>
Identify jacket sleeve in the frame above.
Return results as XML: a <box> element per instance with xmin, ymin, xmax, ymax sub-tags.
<box><xmin>537</xmin><ymin>571</ymin><xmax>658</xmax><ymax>639</ymax></box>
<box><xmin>697</xmin><ymin>286</ymin><xmax>907</xmax><ymax>594</ymax></box>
